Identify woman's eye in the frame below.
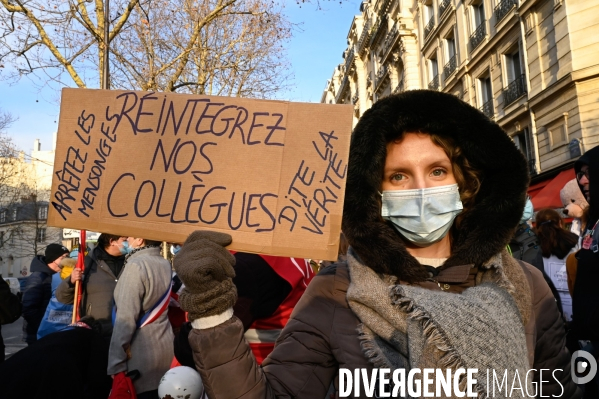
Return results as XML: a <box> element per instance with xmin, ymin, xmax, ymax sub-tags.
<box><xmin>391</xmin><ymin>174</ymin><xmax>404</xmax><ymax>181</ymax></box>
<box><xmin>431</xmin><ymin>169</ymin><xmax>445</xmax><ymax>177</ymax></box>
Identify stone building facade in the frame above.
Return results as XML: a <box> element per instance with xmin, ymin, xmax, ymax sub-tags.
<box><xmin>323</xmin><ymin>0</ymin><xmax>599</xmax><ymax>188</ymax></box>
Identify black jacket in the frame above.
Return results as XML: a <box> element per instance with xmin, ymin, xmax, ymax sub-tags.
<box><xmin>0</xmin><ymin>279</ymin><xmax>21</xmax><ymax>325</ymax></box>
<box><xmin>572</xmin><ymin>145</ymin><xmax>599</xmax><ymax>341</ymax></box>
<box><xmin>0</xmin><ymin>326</ymin><xmax>111</xmax><ymax>399</ymax></box>
<box><xmin>21</xmin><ymin>256</ymin><xmax>55</xmax><ymax>343</ymax></box>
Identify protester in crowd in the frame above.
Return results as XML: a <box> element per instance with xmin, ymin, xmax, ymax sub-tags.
<box><xmin>37</xmin><ymin>257</ymin><xmax>76</xmax><ymax>339</ymax></box>
<box><xmin>172</xmin><ymin>90</ymin><xmax>579</xmax><ymax>398</ymax></box>
<box><xmin>107</xmin><ymin>237</ymin><xmax>174</xmax><ymax>399</ymax></box>
<box><xmin>567</xmin><ymin>145</ymin><xmax>599</xmax><ymax>398</ymax></box>
<box><xmin>0</xmin><ymin>316</ymin><xmax>112</xmax><ymax>399</ymax></box>
<box><xmin>509</xmin><ymin>200</ymin><xmax>565</xmax><ymax>318</ymax></box>
<box><xmin>21</xmin><ymin>243</ymin><xmax>69</xmax><ymax>345</ymax></box>
<box><xmin>173</xmin><ymin>252</ymin><xmax>314</xmax><ymax>367</ymax></box>
<box><xmin>532</xmin><ymin>208</ymin><xmax>578</xmax><ymax>322</ymax></box>
<box><xmin>56</xmin><ymin>234</ymin><xmax>127</xmax><ymax>338</ymax></box>
<box><xmin>0</xmin><ymin>277</ymin><xmax>22</xmax><ymax>363</ymax></box>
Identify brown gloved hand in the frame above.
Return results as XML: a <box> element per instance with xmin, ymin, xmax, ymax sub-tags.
<box><xmin>173</xmin><ymin>231</ymin><xmax>237</xmax><ymax>321</ymax></box>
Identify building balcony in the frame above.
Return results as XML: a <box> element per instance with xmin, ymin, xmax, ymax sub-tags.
<box><xmin>502</xmin><ymin>74</ymin><xmax>527</xmax><ymax>106</ymax></box>
<box><xmin>424</xmin><ymin>17</ymin><xmax>435</xmax><ymax>39</ymax></box>
<box><xmin>394</xmin><ymin>79</ymin><xmax>404</xmax><ymax>93</ymax></box>
<box><xmin>494</xmin><ymin>0</ymin><xmax>518</xmax><ymax>25</ymax></box>
<box><xmin>480</xmin><ymin>99</ymin><xmax>494</xmax><ymax>118</ymax></box>
<box><xmin>352</xmin><ymin>94</ymin><xmax>359</xmax><ymax>105</ymax></box>
<box><xmin>428</xmin><ymin>74</ymin><xmax>440</xmax><ymax>90</ymax></box>
<box><xmin>369</xmin><ymin>17</ymin><xmax>387</xmax><ymax>48</ymax></box>
<box><xmin>439</xmin><ymin>0</ymin><xmax>452</xmax><ymax>18</ymax></box>
<box><xmin>335</xmin><ymin>76</ymin><xmax>349</xmax><ymax>103</ymax></box>
<box><xmin>382</xmin><ymin>23</ymin><xmax>399</xmax><ymax>57</ymax></box>
<box><xmin>344</xmin><ymin>48</ymin><xmax>355</xmax><ymax>73</ymax></box>
<box><xmin>366</xmin><ymin>72</ymin><xmax>372</xmax><ymax>88</ymax></box>
<box><xmin>375</xmin><ymin>65</ymin><xmax>388</xmax><ymax>90</ymax></box>
<box><xmin>357</xmin><ymin>21</ymin><xmax>371</xmax><ymax>53</ymax></box>
<box><xmin>443</xmin><ymin>55</ymin><xmax>457</xmax><ymax>81</ymax></box>
<box><xmin>469</xmin><ymin>22</ymin><xmax>486</xmax><ymax>52</ymax></box>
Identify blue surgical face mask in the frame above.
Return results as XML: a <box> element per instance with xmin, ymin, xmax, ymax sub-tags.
<box><xmin>520</xmin><ymin>198</ymin><xmax>534</xmax><ymax>224</ymax></box>
<box><xmin>120</xmin><ymin>241</ymin><xmax>132</xmax><ymax>255</ymax></box>
<box><xmin>381</xmin><ymin>184</ymin><xmax>463</xmax><ymax>247</ymax></box>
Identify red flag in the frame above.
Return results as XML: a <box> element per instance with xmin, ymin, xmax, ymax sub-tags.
<box><xmin>75</xmin><ymin>229</ymin><xmax>86</xmax><ymax>321</ymax></box>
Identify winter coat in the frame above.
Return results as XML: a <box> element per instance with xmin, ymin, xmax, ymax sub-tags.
<box><xmin>56</xmin><ymin>247</ymin><xmax>125</xmax><ymax>337</ymax></box>
<box><xmin>186</xmin><ymin>91</ymin><xmax>580</xmax><ymax>398</ymax></box>
<box><xmin>188</xmin><ymin>260</ymin><xmax>576</xmax><ymax>398</ymax></box>
<box><xmin>0</xmin><ymin>278</ymin><xmax>21</xmax><ymax>326</ymax></box>
<box><xmin>571</xmin><ymin>145</ymin><xmax>599</xmax><ymax>342</ymax></box>
<box><xmin>21</xmin><ymin>255</ymin><xmax>55</xmax><ymax>344</ymax></box>
<box><xmin>0</xmin><ymin>326</ymin><xmax>111</xmax><ymax>399</ymax></box>
<box><xmin>107</xmin><ymin>247</ymin><xmax>174</xmax><ymax>394</ymax></box>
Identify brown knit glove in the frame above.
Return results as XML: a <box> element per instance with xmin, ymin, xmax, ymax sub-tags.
<box><xmin>173</xmin><ymin>231</ymin><xmax>237</xmax><ymax>321</ymax></box>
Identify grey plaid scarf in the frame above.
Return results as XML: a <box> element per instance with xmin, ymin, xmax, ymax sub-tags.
<box><xmin>346</xmin><ymin>248</ymin><xmax>533</xmax><ymax>398</ymax></box>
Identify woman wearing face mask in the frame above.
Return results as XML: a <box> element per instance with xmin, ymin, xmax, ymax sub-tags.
<box><xmin>56</xmin><ymin>233</ymin><xmax>128</xmax><ymax>339</ymax></box>
<box><xmin>107</xmin><ymin>237</ymin><xmax>174</xmax><ymax>399</ymax></box>
<box><xmin>172</xmin><ymin>90</ymin><xmax>580</xmax><ymax>398</ymax></box>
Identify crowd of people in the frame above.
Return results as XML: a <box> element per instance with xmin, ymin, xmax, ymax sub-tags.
<box><xmin>0</xmin><ymin>90</ymin><xmax>597</xmax><ymax>399</ymax></box>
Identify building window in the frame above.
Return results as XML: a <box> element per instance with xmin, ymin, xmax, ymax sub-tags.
<box><xmin>36</xmin><ymin>227</ymin><xmax>46</xmax><ymax>243</ymax></box>
<box><xmin>0</xmin><ymin>210</ymin><xmax>5</xmax><ymax>223</ymax></box>
<box><xmin>38</xmin><ymin>206</ymin><xmax>48</xmax><ymax>220</ymax></box>
<box><xmin>503</xmin><ymin>49</ymin><xmax>527</xmax><ymax>106</ymax></box>
<box><xmin>473</xmin><ymin>3</ymin><xmax>485</xmax><ymax>28</ymax></box>
<box><xmin>478</xmin><ymin>75</ymin><xmax>494</xmax><ymax>118</ymax></box>
<box><xmin>513</xmin><ymin>128</ymin><xmax>537</xmax><ymax>175</ymax></box>
<box><xmin>444</xmin><ymin>35</ymin><xmax>458</xmax><ymax>80</ymax></box>
<box><xmin>12</xmin><ymin>209</ymin><xmax>17</xmax><ymax>221</ymax></box>
<box><xmin>428</xmin><ymin>58</ymin><xmax>440</xmax><ymax>90</ymax></box>
<box><xmin>0</xmin><ymin>231</ymin><xmax>4</xmax><ymax>245</ymax></box>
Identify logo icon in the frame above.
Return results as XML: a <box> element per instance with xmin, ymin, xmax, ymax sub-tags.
<box><xmin>571</xmin><ymin>350</ymin><xmax>598</xmax><ymax>385</ymax></box>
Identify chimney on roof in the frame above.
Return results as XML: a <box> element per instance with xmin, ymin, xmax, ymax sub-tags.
<box><xmin>34</xmin><ymin>139</ymin><xmax>41</xmax><ymax>152</ymax></box>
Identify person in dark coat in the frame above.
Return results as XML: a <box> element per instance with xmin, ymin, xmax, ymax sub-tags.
<box><xmin>172</xmin><ymin>91</ymin><xmax>581</xmax><ymax>398</ymax></box>
<box><xmin>0</xmin><ymin>317</ymin><xmax>111</xmax><ymax>399</ymax></box>
<box><xmin>0</xmin><ymin>278</ymin><xmax>22</xmax><ymax>363</ymax></box>
<box><xmin>570</xmin><ymin>145</ymin><xmax>599</xmax><ymax>398</ymax></box>
<box><xmin>21</xmin><ymin>243</ymin><xmax>69</xmax><ymax>344</ymax></box>
<box><xmin>56</xmin><ymin>233</ymin><xmax>127</xmax><ymax>339</ymax></box>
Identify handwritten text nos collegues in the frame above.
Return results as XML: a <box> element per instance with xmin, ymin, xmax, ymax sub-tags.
<box><xmin>52</xmin><ymin>92</ymin><xmax>347</xmax><ymax>235</ymax></box>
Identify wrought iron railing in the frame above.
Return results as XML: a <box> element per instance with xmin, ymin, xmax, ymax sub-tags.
<box><xmin>439</xmin><ymin>0</ymin><xmax>452</xmax><ymax>18</ymax></box>
<box><xmin>424</xmin><ymin>16</ymin><xmax>435</xmax><ymax>38</ymax></box>
<box><xmin>480</xmin><ymin>99</ymin><xmax>494</xmax><ymax>118</ymax></box>
<box><xmin>502</xmin><ymin>74</ymin><xmax>527</xmax><ymax>106</ymax></box>
<box><xmin>428</xmin><ymin>74</ymin><xmax>440</xmax><ymax>90</ymax></box>
<box><xmin>469</xmin><ymin>21</ymin><xmax>486</xmax><ymax>52</ymax></box>
<box><xmin>443</xmin><ymin>55</ymin><xmax>457</xmax><ymax>81</ymax></box>
<box><xmin>375</xmin><ymin>65</ymin><xmax>388</xmax><ymax>90</ymax></box>
<box><xmin>352</xmin><ymin>94</ymin><xmax>359</xmax><ymax>105</ymax></box>
<box><xmin>357</xmin><ymin>21</ymin><xmax>371</xmax><ymax>53</ymax></box>
<box><xmin>369</xmin><ymin>17</ymin><xmax>387</xmax><ymax>47</ymax></box>
<box><xmin>344</xmin><ymin>48</ymin><xmax>355</xmax><ymax>72</ymax></box>
<box><xmin>366</xmin><ymin>72</ymin><xmax>373</xmax><ymax>88</ymax></box>
<box><xmin>494</xmin><ymin>0</ymin><xmax>518</xmax><ymax>25</ymax></box>
<box><xmin>335</xmin><ymin>76</ymin><xmax>349</xmax><ymax>103</ymax></box>
<box><xmin>382</xmin><ymin>23</ymin><xmax>399</xmax><ymax>56</ymax></box>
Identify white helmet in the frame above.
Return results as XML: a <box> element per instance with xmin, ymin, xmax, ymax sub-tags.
<box><xmin>158</xmin><ymin>366</ymin><xmax>204</xmax><ymax>399</ymax></box>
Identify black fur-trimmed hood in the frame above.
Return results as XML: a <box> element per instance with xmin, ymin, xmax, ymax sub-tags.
<box><xmin>342</xmin><ymin>90</ymin><xmax>529</xmax><ymax>283</ymax></box>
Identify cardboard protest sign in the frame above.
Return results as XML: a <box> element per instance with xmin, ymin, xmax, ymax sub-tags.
<box><xmin>48</xmin><ymin>89</ymin><xmax>353</xmax><ymax>260</ymax></box>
